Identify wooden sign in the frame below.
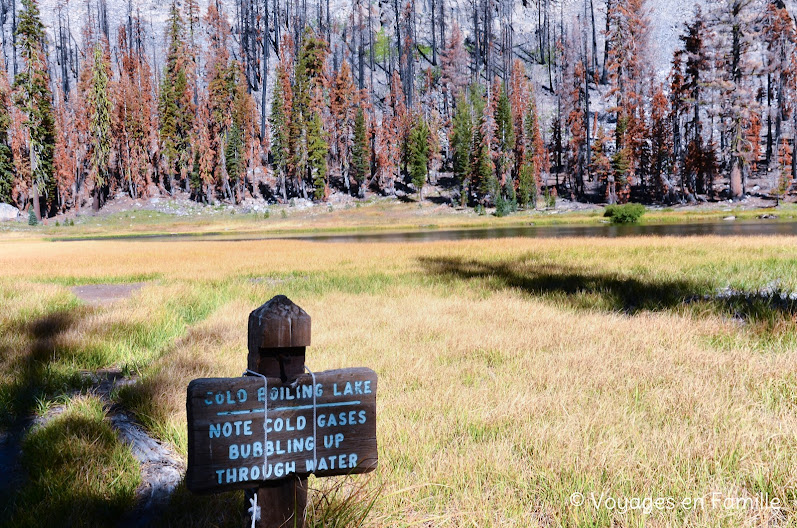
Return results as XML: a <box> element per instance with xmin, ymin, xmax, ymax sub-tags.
<box><xmin>186</xmin><ymin>367</ymin><xmax>377</xmax><ymax>494</ymax></box>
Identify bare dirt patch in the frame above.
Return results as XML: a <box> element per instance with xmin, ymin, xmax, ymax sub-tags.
<box><xmin>71</xmin><ymin>283</ymin><xmax>146</xmax><ymax>305</ymax></box>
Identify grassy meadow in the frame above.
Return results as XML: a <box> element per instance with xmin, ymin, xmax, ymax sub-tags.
<box><xmin>1</xmin><ymin>225</ymin><xmax>797</xmax><ymax>526</ymax></box>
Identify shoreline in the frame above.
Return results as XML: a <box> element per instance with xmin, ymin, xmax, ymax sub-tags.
<box><xmin>1</xmin><ymin>193</ymin><xmax>796</xmax><ymax>241</ymax></box>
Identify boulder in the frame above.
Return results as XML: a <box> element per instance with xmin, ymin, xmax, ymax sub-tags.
<box><xmin>0</xmin><ymin>203</ymin><xmax>20</xmax><ymax>221</ymax></box>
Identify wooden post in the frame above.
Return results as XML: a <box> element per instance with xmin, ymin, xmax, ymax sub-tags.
<box><xmin>246</xmin><ymin>295</ymin><xmax>311</xmax><ymax>528</ymax></box>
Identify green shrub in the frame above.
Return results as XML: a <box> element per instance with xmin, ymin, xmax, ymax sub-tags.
<box><xmin>604</xmin><ymin>203</ymin><xmax>646</xmax><ymax>224</ymax></box>
<box><xmin>494</xmin><ymin>195</ymin><xmax>517</xmax><ymax>217</ymax></box>
<box><xmin>543</xmin><ymin>186</ymin><xmax>556</xmax><ymax>208</ymax></box>
<box><xmin>28</xmin><ymin>208</ymin><xmax>38</xmax><ymax>226</ymax></box>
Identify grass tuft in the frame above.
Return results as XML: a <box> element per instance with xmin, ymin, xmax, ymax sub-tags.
<box><xmin>306</xmin><ymin>474</ymin><xmax>382</xmax><ymax>527</ymax></box>
<box><xmin>2</xmin><ymin>396</ymin><xmax>140</xmax><ymax>527</ymax></box>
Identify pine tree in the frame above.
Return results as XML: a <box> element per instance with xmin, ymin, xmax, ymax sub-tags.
<box><xmin>509</xmin><ymin>59</ymin><xmax>529</xmax><ymax>182</ymax></box>
<box><xmin>307</xmin><ymin>86</ymin><xmax>329</xmax><ymax>200</ymax></box>
<box><xmin>762</xmin><ymin>3</ymin><xmax>797</xmax><ymax>171</ymax></box>
<box><xmin>269</xmin><ymin>42</ymin><xmax>293</xmax><ymax>202</ymax></box>
<box><xmin>469</xmin><ymin>85</ymin><xmax>495</xmax><ymax>205</ymax></box>
<box><xmin>351</xmin><ymin>107</ymin><xmax>370</xmax><ymax>197</ymax></box>
<box><xmin>440</xmin><ymin>22</ymin><xmax>468</xmax><ymax>117</ymax></box>
<box><xmin>291</xmin><ymin>30</ymin><xmax>328</xmax><ymax>199</ymax></box>
<box><xmin>225</xmin><ymin>118</ymin><xmax>244</xmax><ymax>200</ymax></box>
<box><xmin>203</xmin><ymin>2</ymin><xmax>233</xmax><ymax>200</ymax></box>
<box><xmin>775</xmin><ymin>136</ymin><xmax>792</xmax><ymax>206</ymax></box>
<box><xmin>329</xmin><ymin>60</ymin><xmax>357</xmax><ymax>194</ymax></box>
<box><xmin>606</xmin><ymin>0</ymin><xmax>649</xmax><ymax>198</ymax></box>
<box><xmin>611</xmin><ymin>144</ymin><xmax>631</xmax><ymax>204</ymax></box>
<box><xmin>389</xmin><ymin>71</ymin><xmax>410</xmax><ymax>188</ymax></box>
<box><xmin>86</xmin><ymin>41</ymin><xmax>112</xmax><ymax>211</ymax></box>
<box><xmin>451</xmin><ymin>92</ymin><xmax>472</xmax><ymax>204</ymax></box>
<box><xmin>408</xmin><ymin>114</ymin><xmax>430</xmax><ymax>200</ymax></box>
<box><xmin>53</xmin><ymin>90</ymin><xmax>78</xmax><ymax>212</ymax></box>
<box><xmin>494</xmin><ymin>80</ymin><xmax>514</xmax><ymax>189</ymax></box>
<box><xmin>0</xmin><ymin>61</ymin><xmax>15</xmax><ymax>204</ymax></box>
<box><xmin>518</xmin><ymin>93</ymin><xmax>546</xmax><ymax>209</ymax></box>
<box><xmin>649</xmin><ymin>85</ymin><xmax>674</xmax><ymax>201</ymax></box>
<box><xmin>713</xmin><ymin>0</ymin><xmax>759</xmax><ymax>199</ymax></box>
<box><xmin>118</xmin><ymin>22</ymin><xmax>155</xmax><ymax>199</ymax></box>
<box><xmin>13</xmin><ymin>0</ymin><xmax>55</xmax><ymax>220</ymax></box>
<box><xmin>565</xmin><ymin>56</ymin><xmax>588</xmax><ymax>198</ymax></box>
<box><xmin>590</xmin><ymin>124</ymin><xmax>613</xmax><ymax>193</ymax></box>
<box><xmin>372</xmin><ymin>74</ymin><xmax>404</xmax><ymax>196</ymax></box>
<box><xmin>195</xmin><ymin>101</ymin><xmax>216</xmax><ymax>202</ymax></box>
<box><xmin>158</xmin><ymin>1</ymin><xmax>195</xmax><ymax>195</ymax></box>
<box><xmin>229</xmin><ymin>64</ymin><xmax>259</xmax><ymax>203</ymax></box>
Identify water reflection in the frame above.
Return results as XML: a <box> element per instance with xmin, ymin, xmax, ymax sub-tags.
<box><xmin>295</xmin><ymin>221</ymin><xmax>797</xmax><ymax>243</ymax></box>
<box><xmin>53</xmin><ymin>220</ymin><xmax>797</xmax><ymax>243</ymax></box>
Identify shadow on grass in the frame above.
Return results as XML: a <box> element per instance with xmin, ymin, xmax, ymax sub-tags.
<box><xmin>420</xmin><ymin>255</ymin><xmax>706</xmax><ymax>314</ymax></box>
<box><xmin>0</xmin><ymin>309</ymin><xmax>96</xmax><ymax>522</ymax></box>
<box><xmin>420</xmin><ymin>256</ymin><xmax>797</xmax><ymax>322</ymax></box>
<box><xmin>0</xmin><ymin>309</ymin><xmax>92</xmax><ymax>426</ymax></box>
<box><xmin>1</xmin><ymin>398</ymin><xmax>139</xmax><ymax>528</ymax></box>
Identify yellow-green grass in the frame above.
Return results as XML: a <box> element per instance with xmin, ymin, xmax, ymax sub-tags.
<box><xmin>2</xmin><ymin>200</ymin><xmax>796</xmax><ymax>242</ymax></box>
<box><xmin>0</xmin><ymin>235</ymin><xmax>796</xmax><ymax>526</ymax></box>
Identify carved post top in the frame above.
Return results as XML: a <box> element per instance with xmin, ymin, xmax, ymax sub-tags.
<box><xmin>247</xmin><ymin>295</ymin><xmax>311</xmax><ymax>354</ymax></box>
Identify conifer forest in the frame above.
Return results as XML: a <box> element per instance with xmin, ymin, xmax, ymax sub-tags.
<box><xmin>0</xmin><ymin>0</ymin><xmax>796</xmax><ymax>219</ymax></box>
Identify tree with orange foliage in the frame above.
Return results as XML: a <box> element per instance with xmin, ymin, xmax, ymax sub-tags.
<box><xmin>113</xmin><ymin>24</ymin><xmax>154</xmax><ymax>200</ymax></box>
<box><xmin>0</xmin><ymin>61</ymin><xmax>15</xmax><ymax>206</ymax></box>
<box><xmin>508</xmin><ymin>60</ymin><xmax>528</xmax><ymax>176</ymax></box>
<box><xmin>426</xmin><ymin>108</ymin><xmax>443</xmax><ymax>184</ymax></box>
<box><xmin>373</xmin><ymin>72</ymin><xmax>406</xmax><ymax>196</ymax></box>
<box><xmin>775</xmin><ymin>136</ymin><xmax>792</xmax><ymax>205</ymax></box>
<box><xmin>389</xmin><ymin>70</ymin><xmax>409</xmax><ymax>187</ymax></box>
<box><xmin>745</xmin><ymin>112</ymin><xmax>762</xmax><ymax>173</ymax></box>
<box><xmin>762</xmin><ymin>3</ymin><xmax>797</xmax><ymax>173</ymax></box>
<box><xmin>226</xmin><ymin>62</ymin><xmax>259</xmax><ymax>203</ymax></box>
<box><xmin>606</xmin><ymin>0</ymin><xmax>649</xmax><ymax>199</ymax></box>
<box><xmin>329</xmin><ymin>60</ymin><xmax>357</xmax><ymax>194</ymax></box>
<box><xmin>440</xmin><ymin>22</ymin><xmax>468</xmax><ymax>118</ymax></box>
<box><xmin>53</xmin><ymin>93</ymin><xmax>76</xmax><ymax>211</ymax></box>
<box><xmin>9</xmin><ymin>105</ymin><xmax>30</xmax><ymax>208</ymax></box>
<box><xmin>565</xmin><ymin>56</ymin><xmax>588</xmax><ymax>198</ymax></box>
<box><xmin>648</xmin><ymin>84</ymin><xmax>674</xmax><ymax>202</ymax></box>
<box><xmin>194</xmin><ymin>100</ymin><xmax>216</xmax><ymax>202</ymax></box>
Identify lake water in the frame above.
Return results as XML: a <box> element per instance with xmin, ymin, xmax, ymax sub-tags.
<box><xmin>292</xmin><ymin>220</ymin><xmax>797</xmax><ymax>243</ymax></box>
<box><xmin>57</xmin><ymin>219</ymin><xmax>797</xmax><ymax>243</ymax></box>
